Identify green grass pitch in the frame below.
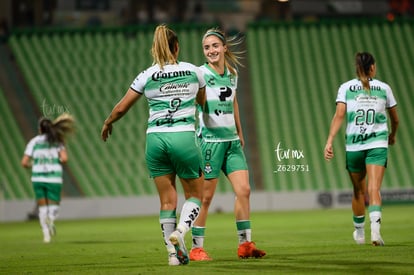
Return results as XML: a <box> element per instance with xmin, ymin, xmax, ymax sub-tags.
<box><xmin>1</xmin><ymin>205</ymin><xmax>414</xmax><ymax>274</ymax></box>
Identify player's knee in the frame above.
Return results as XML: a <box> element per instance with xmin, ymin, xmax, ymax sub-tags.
<box><xmin>202</xmin><ymin>195</ymin><xmax>214</xmax><ymax>206</ymax></box>
<box><xmin>236</xmin><ymin>185</ymin><xmax>250</xmax><ymax>198</ymax></box>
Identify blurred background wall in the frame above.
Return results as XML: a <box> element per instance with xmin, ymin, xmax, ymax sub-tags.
<box><xmin>1</xmin><ymin>0</ymin><xmax>413</xmax><ymax>221</ymax></box>
<box><xmin>2</xmin><ymin>0</ymin><xmax>412</xmax><ymax>31</ymax></box>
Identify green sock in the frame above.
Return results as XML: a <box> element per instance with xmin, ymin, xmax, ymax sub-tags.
<box><xmin>368</xmin><ymin>205</ymin><xmax>382</xmax><ymax>213</ymax></box>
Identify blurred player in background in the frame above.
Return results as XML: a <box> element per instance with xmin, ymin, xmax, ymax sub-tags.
<box><xmin>101</xmin><ymin>24</ymin><xmax>205</xmax><ymax>266</ymax></box>
<box><xmin>324</xmin><ymin>52</ymin><xmax>399</xmax><ymax>246</ymax></box>
<box><xmin>21</xmin><ymin>113</ymin><xmax>75</xmax><ymax>243</ymax></box>
<box><xmin>189</xmin><ymin>28</ymin><xmax>266</xmax><ymax>261</ymax></box>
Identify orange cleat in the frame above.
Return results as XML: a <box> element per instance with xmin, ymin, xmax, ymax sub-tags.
<box><xmin>189</xmin><ymin>247</ymin><xmax>213</xmax><ymax>261</ymax></box>
<box><xmin>237</xmin><ymin>242</ymin><xmax>266</xmax><ymax>259</ymax></box>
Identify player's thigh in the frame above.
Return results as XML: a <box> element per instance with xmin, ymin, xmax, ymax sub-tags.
<box><xmin>224</xmin><ymin>140</ymin><xmax>248</xmax><ymax>175</ymax></box>
<box><xmin>366</xmin><ymin>148</ymin><xmax>388</xmax><ymax>167</ymax></box>
<box><xmin>33</xmin><ymin>182</ymin><xmax>62</xmax><ymax>203</ymax></box>
<box><xmin>46</xmin><ymin>183</ymin><xmax>62</xmax><ymax>203</ymax></box>
<box><xmin>33</xmin><ymin>182</ymin><xmax>46</xmax><ymax>200</ymax></box>
<box><xmin>346</xmin><ymin>150</ymin><xmax>366</xmax><ymax>173</ymax></box>
<box><xmin>200</xmin><ymin>140</ymin><xmax>227</xmax><ymax>179</ymax></box>
<box><xmin>169</xmin><ymin>132</ymin><xmax>203</xmax><ymax>179</ymax></box>
<box><xmin>145</xmin><ymin>133</ymin><xmax>174</xmax><ymax>177</ymax></box>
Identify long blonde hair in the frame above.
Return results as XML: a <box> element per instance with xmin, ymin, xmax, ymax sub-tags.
<box><xmin>202</xmin><ymin>28</ymin><xmax>244</xmax><ymax>76</ymax></box>
<box><xmin>39</xmin><ymin>113</ymin><xmax>75</xmax><ymax>144</ymax></box>
<box><xmin>151</xmin><ymin>24</ymin><xmax>179</xmax><ymax>69</ymax></box>
<box><xmin>355</xmin><ymin>52</ymin><xmax>375</xmax><ymax>92</ymax></box>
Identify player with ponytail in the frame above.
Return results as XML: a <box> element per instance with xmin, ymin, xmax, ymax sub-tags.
<box><xmin>355</xmin><ymin>52</ymin><xmax>376</xmax><ymax>93</ymax></box>
<box><xmin>324</xmin><ymin>52</ymin><xmax>399</xmax><ymax>246</ymax></box>
<box><xmin>101</xmin><ymin>24</ymin><xmax>206</xmax><ymax>266</ymax></box>
<box><xmin>22</xmin><ymin>113</ymin><xmax>75</xmax><ymax>243</ymax></box>
<box><xmin>189</xmin><ymin>28</ymin><xmax>266</xmax><ymax>260</ymax></box>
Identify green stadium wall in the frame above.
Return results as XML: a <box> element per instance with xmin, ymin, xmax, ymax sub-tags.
<box><xmin>1</xmin><ymin>20</ymin><xmax>413</xmax><ymax>213</ymax></box>
<box><xmin>4</xmin><ymin>24</ymin><xmax>233</xmax><ymax>201</ymax></box>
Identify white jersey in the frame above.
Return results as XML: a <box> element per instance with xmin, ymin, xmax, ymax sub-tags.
<box><xmin>197</xmin><ymin>64</ymin><xmax>239</xmax><ymax>142</ymax></box>
<box><xmin>130</xmin><ymin>62</ymin><xmax>206</xmax><ymax>133</ymax></box>
<box><xmin>24</xmin><ymin>135</ymin><xmax>64</xmax><ymax>184</ymax></box>
<box><xmin>336</xmin><ymin>78</ymin><xmax>397</xmax><ymax>151</ymax></box>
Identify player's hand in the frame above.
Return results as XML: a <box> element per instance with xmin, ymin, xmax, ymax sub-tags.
<box><xmin>101</xmin><ymin>123</ymin><xmax>113</xmax><ymax>142</ymax></box>
<box><xmin>324</xmin><ymin>143</ymin><xmax>334</xmax><ymax>161</ymax></box>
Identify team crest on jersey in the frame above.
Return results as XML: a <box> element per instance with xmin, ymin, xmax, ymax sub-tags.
<box><xmin>208</xmin><ymin>77</ymin><xmax>215</xmax><ymax>86</ymax></box>
<box><xmin>204</xmin><ymin>163</ymin><xmax>213</xmax><ymax>174</ymax></box>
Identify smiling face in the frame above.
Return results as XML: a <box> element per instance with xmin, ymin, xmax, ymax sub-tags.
<box><xmin>202</xmin><ymin>35</ymin><xmax>227</xmax><ymax>67</ymax></box>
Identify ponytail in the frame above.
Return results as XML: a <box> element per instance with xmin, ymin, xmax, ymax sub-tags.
<box><xmin>151</xmin><ymin>24</ymin><xmax>179</xmax><ymax>69</ymax></box>
<box><xmin>355</xmin><ymin>52</ymin><xmax>375</xmax><ymax>92</ymax></box>
<box><xmin>39</xmin><ymin>113</ymin><xmax>75</xmax><ymax>144</ymax></box>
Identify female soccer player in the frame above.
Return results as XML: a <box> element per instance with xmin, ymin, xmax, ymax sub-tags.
<box><xmin>189</xmin><ymin>28</ymin><xmax>266</xmax><ymax>261</ymax></box>
<box><xmin>21</xmin><ymin>113</ymin><xmax>75</xmax><ymax>243</ymax></box>
<box><xmin>101</xmin><ymin>24</ymin><xmax>205</xmax><ymax>266</ymax></box>
<box><xmin>324</xmin><ymin>52</ymin><xmax>399</xmax><ymax>246</ymax></box>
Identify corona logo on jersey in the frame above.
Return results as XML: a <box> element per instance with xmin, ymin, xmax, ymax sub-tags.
<box><xmin>349</xmin><ymin>84</ymin><xmax>382</xmax><ymax>92</ymax></box>
<box><xmin>151</xmin><ymin>70</ymin><xmax>192</xmax><ymax>81</ymax></box>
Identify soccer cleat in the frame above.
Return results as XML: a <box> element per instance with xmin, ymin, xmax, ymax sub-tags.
<box><xmin>168</xmin><ymin>253</ymin><xmax>181</xmax><ymax>266</ymax></box>
<box><xmin>353</xmin><ymin>230</ymin><xmax>365</xmax><ymax>245</ymax></box>
<box><xmin>42</xmin><ymin>227</ymin><xmax>51</xmax><ymax>243</ymax></box>
<box><xmin>371</xmin><ymin>232</ymin><xmax>385</xmax><ymax>246</ymax></box>
<box><xmin>189</xmin><ymin>248</ymin><xmax>212</xmax><ymax>261</ymax></box>
<box><xmin>237</xmin><ymin>241</ymin><xmax>266</xmax><ymax>259</ymax></box>
<box><xmin>43</xmin><ymin>235</ymin><xmax>51</xmax><ymax>243</ymax></box>
<box><xmin>169</xmin><ymin>231</ymin><xmax>189</xmax><ymax>265</ymax></box>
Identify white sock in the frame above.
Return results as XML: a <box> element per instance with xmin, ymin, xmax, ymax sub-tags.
<box><xmin>159</xmin><ymin>210</ymin><xmax>177</xmax><ymax>254</ymax></box>
<box><xmin>236</xmin><ymin>220</ymin><xmax>252</xmax><ymax>243</ymax></box>
<box><xmin>48</xmin><ymin>205</ymin><xmax>59</xmax><ymax>223</ymax></box>
<box><xmin>353</xmin><ymin>215</ymin><xmax>365</xmax><ymax>233</ymax></box>
<box><xmin>176</xmin><ymin>198</ymin><xmax>201</xmax><ymax>235</ymax></box>
<box><xmin>38</xmin><ymin>206</ymin><xmax>50</xmax><ymax>238</ymax></box>
<box><xmin>237</xmin><ymin>229</ymin><xmax>252</xmax><ymax>244</ymax></box>
<box><xmin>369</xmin><ymin>211</ymin><xmax>382</xmax><ymax>234</ymax></box>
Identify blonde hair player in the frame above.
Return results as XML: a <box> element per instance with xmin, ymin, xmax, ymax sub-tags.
<box><xmin>101</xmin><ymin>24</ymin><xmax>206</xmax><ymax>266</ymax></box>
<box><xmin>21</xmin><ymin>113</ymin><xmax>75</xmax><ymax>243</ymax></box>
<box><xmin>324</xmin><ymin>52</ymin><xmax>399</xmax><ymax>246</ymax></box>
<box><xmin>189</xmin><ymin>28</ymin><xmax>266</xmax><ymax>261</ymax></box>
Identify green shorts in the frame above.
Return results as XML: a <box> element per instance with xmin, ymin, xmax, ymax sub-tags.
<box><xmin>346</xmin><ymin>148</ymin><xmax>388</xmax><ymax>173</ymax></box>
<box><xmin>33</xmin><ymin>182</ymin><xmax>62</xmax><ymax>202</ymax></box>
<box><xmin>200</xmin><ymin>139</ymin><xmax>248</xmax><ymax>179</ymax></box>
<box><xmin>146</xmin><ymin>132</ymin><xmax>203</xmax><ymax>178</ymax></box>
